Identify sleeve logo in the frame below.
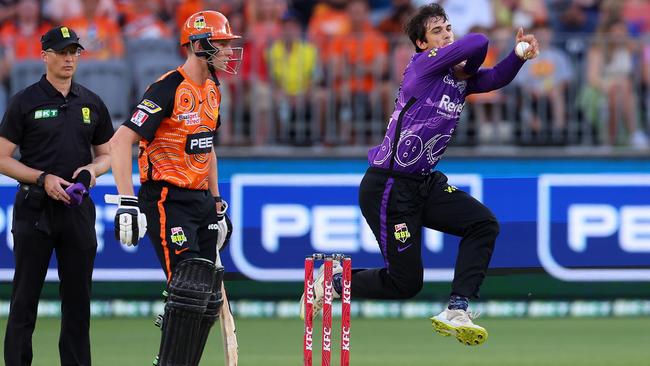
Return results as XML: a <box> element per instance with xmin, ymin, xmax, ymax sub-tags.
<box><xmin>428</xmin><ymin>48</ymin><xmax>438</xmax><ymax>58</ymax></box>
<box><xmin>130</xmin><ymin>110</ymin><xmax>149</xmax><ymax>126</ymax></box>
<box><xmin>137</xmin><ymin>99</ymin><xmax>162</xmax><ymax>114</ymax></box>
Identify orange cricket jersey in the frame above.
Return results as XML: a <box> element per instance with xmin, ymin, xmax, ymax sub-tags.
<box><xmin>124</xmin><ymin>67</ymin><xmax>221</xmax><ymax>190</ymax></box>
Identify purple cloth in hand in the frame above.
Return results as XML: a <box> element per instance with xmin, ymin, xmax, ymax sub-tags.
<box><xmin>65</xmin><ymin>182</ymin><xmax>88</xmax><ymax>207</ymax></box>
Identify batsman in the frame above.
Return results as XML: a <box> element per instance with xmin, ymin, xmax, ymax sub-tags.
<box><xmin>108</xmin><ymin>10</ymin><xmax>241</xmax><ymax>365</ymax></box>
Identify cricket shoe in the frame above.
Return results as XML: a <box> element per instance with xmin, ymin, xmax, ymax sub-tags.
<box><xmin>299</xmin><ymin>260</ymin><xmax>342</xmax><ymax>320</ymax></box>
<box><xmin>430</xmin><ymin>308</ymin><xmax>488</xmax><ymax>346</ymax></box>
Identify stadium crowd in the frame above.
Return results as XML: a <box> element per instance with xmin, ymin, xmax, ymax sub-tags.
<box><xmin>1</xmin><ymin>0</ymin><xmax>650</xmax><ymax>149</ymax></box>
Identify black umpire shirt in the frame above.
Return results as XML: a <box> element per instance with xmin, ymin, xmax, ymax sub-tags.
<box><xmin>0</xmin><ymin>75</ymin><xmax>114</xmax><ymax>181</ymax></box>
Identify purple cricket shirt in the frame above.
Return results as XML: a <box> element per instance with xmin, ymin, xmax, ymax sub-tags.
<box><xmin>368</xmin><ymin>33</ymin><xmax>525</xmax><ymax>175</ymax></box>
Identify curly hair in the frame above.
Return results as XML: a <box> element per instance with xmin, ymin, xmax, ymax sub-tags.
<box><xmin>404</xmin><ymin>3</ymin><xmax>448</xmax><ymax>53</ymax></box>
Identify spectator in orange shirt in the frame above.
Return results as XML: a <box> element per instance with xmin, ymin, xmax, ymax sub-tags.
<box><xmin>0</xmin><ymin>0</ymin><xmax>51</xmax><ymax>81</ymax></box>
<box><xmin>65</xmin><ymin>0</ymin><xmax>124</xmax><ymax>60</ymax></box>
<box><xmin>0</xmin><ymin>0</ymin><xmax>50</xmax><ymax>60</ymax></box>
<box><xmin>0</xmin><ymin>1</ymin><xmax>18</xmax><ymax>25</ymax></box>
<box><xmin>327</xmin><ymin>0</ymin><xmax>390</xmax><ymax>145</ymax></box>
<box><xmin>307</xmin><ymin>0</ymin><xmax>350</xmax><ymax>54</ymax></box>
<box><xmin>43</xmin><ymin>0</ymin><xmax>117</xmax><ymax>24</ymax></box>
<box><xmin>122</xmin><ymin>0</ymin><xmax>172</xmax><ymax>39</ymax></box>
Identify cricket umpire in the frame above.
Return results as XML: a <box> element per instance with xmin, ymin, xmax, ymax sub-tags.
<box><xmin>0</xmin><ymin>26</ymin><xmax>113</xmax><ymax>365</ymax></box>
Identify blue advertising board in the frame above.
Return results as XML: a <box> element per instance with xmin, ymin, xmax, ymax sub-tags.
<box><xmin>0</xmin><ymin>159</ymin><xmax>648</xmax><ymax>282</ymax></box>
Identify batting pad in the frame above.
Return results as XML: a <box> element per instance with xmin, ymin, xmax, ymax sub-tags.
<box><xmin>190</xmin><ymin>264</ymin><xmax>225</xmax><ymax>365</ymax></box>
<box><xmin>157</xmin><ymin>258</ymin><xmax>216</xmax><ymax>366</ymax></box>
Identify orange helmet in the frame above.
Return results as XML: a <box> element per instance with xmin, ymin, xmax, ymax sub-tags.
<box><xmin>180</xmin><ymin>11</ymin><xmax>241</xmax><ymax>47</ymax></box>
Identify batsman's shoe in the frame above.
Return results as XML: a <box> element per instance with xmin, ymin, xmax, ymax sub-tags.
<box><xmin>299</xmin><ymin>260</ymin><xmax>342</xmax><ymax>320</ymax></box>
<box><xmin>430</xmin><ymin>308</ymin><xmax>488</xmax><ymax>346</ymax></box>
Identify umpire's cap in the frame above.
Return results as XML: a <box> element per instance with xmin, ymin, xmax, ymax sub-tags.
<box><xmin>41</xmin><ymin>26</ymin><xmax>85</xmax><ymax>51</ymax></box>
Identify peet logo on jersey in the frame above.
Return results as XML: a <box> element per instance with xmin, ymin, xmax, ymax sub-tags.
<box><xmin>137</xmin><ymin>99</ymin><xmax>162</xmax><ymax>114</ymax></box>
<box><xmin>130</xmin><ymin>110</ymin><xmax>149</xmax><ymax>126</ymax></box>
<box><xmin>178</xmin><ymin>112</ymin><xmax>200</xmax><ymax>126</ymax></box>
<box><xmin>185</xmin><ymin>131</ymin><xmax>214</xmax><ymax>154</ymax></box>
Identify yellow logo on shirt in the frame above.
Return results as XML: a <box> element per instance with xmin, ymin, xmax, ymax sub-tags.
<box><xmin>428</xmin><ymin>48</ymin><xmax>438</xmax><ymax>58</ymax></box>
<box><xmin>61</xmin><ymin>27</ymin><xmax>70</xmax><ymax>38</ymax></box>
<box><xmin>82</xmin><ymin>107</ymin><xmax>91</xmax><ymax>124</ymax></box>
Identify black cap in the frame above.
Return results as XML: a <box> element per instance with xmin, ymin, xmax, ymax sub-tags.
<box><xmin>41</xmin><ymin>26</ymin><xmax>84</xmax><ymax>51</ymax></box>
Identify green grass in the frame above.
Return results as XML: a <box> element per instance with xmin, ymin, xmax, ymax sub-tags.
<box><xmin>1</xmin><ymin>317</ymin><xmax>649</xmax><ymax>365</ymax></box>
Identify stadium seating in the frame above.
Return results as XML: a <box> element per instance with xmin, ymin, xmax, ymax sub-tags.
<box><xmin>75</xmin><ymin>60</ymin><xmax>131</xmax><ymax>126</ymax></box>
<box><xmin>10</xmin><ymin>60</ymin><xmax>45</xmax><ymax>97</ymax></box>
<box><xmin>133</xmin><ymin>56</ymin><xmax>184</xmax><ymax>98</ymax></box>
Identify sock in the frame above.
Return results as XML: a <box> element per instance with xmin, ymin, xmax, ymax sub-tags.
<box><xmin>447</xmin><ymin>294</ymin><xmax>468</xmax><ymax>311</ymax></box>
<box><xmin>332</xmin><ymin>273</ymin><xmax>342</xmax><ymax>296</ymax></box>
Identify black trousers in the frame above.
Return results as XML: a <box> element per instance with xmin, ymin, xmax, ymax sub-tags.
<box><xmin>354</xmin><ymin>168</ymin><xmax>499</xmax><ymax>300</ymax></box>
<box><xmin>4</xmin><ymin>187</ymin><xmax>97</xmax><ymax>366</ymax></box>
<box><xmin>138</xmin><ymin>182</ymin><xmax>219</xmax><ymax>279</ymax></box>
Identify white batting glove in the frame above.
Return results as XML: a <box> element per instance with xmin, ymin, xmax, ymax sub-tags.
<box><xmin>216</xmin><ymin>200</ymin><xmax>232</xmax><ymax>251</ymax></box>
<box><xmin>106</xmin><ymin>194</ymin><xmax>147</xmax><ymax>246</ymax></box>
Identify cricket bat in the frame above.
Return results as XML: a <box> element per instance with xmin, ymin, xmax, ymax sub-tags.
<box><xmin>220</xmin><ymin>282</ymin><xmax>239</xmax><ymax>365</ymax></box>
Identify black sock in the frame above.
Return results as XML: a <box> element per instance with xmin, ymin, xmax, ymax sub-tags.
<box><xmin>448</xmin><ymin>294</ymin><xmax>468</xmax><ymax>311</ymax></box>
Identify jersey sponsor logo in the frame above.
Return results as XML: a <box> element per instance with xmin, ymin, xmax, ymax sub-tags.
<box><xmin>185</xmin><ymin>131</ymin><xmax>214</xmax><ymax>154</ymax></box>
<box><xmin>170</xmin><ymin>227</ymin><xmax>187</xmax><ymax>246</ymax></box>
<box><xmin>178</xmin><ymin>112</ymin><xmax>200</xmax><ymax>126</ymax></box>
<box><xmin>208</xmin><ymin>223</ymin><xmax>219</xmax><ymax>230</ymax></box>
<box><xmin>130</xmin><ymin>110</ymin><xmax>149</xmax><ymax>126</ymax></box>
<box><xmin>443</xmin><ymin>75</ymin><xmax>467</xmax><ymax>93</ymax></box>
<box><xmin>137</xmin><ymin>99</ymin><xmax>162</xmax><ymax>114</ymax></box>
<box><xmin>437</xmin><ymin>94</ymin><xmax>465</xmax><ymax>118</ymax></box>
<box><xmin>394</xmin><ymin>223</ymin><xmax>411</xmax><ymax>244</ymax></box>
<box><xmin>34</xmin><ymin>109</ymin><xmax>58</xmax><ymax>119</ymax></box>
<box><xmin>82</xmin><ymin>107</ymin><xmax>91</xmax><ymax>124</ymax></box>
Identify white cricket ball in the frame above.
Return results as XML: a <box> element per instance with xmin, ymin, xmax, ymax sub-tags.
<box><xmin>515</xmin><ymin>41</ymin><xmax>530</xmax><ymax>59</ymax></box>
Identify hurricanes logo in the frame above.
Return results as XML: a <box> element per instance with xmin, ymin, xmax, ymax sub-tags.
<box><xmin>194</xmin><ymin>16</ymin><xmax>206</xmax><ymax>29</ymax></box>
<box><xmin>394</xmin><ymin>223</ymin><xmax>411</xmax><ymax>243</ymax></box>
<box><xmin>61</xmin><ymin>27</ymin><xmax>70</xmax><ymax>38</ymax></box>
<box><xmin>444</xmin><ymin>185</ymin><xmax>458</xmax><ymax>193</ymax></box>
<box><xmin>170</xmin><ymin>227</ymin><xmax>187</xmax><ymax>246</ymax></box>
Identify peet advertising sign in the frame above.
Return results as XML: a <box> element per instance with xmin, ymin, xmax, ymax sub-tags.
<box><xmin>0</xmin><ymin>166</ymin><xmax>648</xmax><ymax>282</ymax></box>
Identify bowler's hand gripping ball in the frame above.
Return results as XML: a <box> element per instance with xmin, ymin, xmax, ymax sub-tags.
<box><xmin>515</xmin><ymin>41</ymin><xmax>531</xmax><ymax>59</ymax></box>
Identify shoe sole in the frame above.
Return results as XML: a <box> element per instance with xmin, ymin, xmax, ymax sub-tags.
<box><xmin>430</xmin><ymin>317</ymin><xmax>488</xmax><ymax>346</ymax></box>
<box><xmin>299</xmin><ymin>261</ymin><xmax>342</xmax><ymax>320</ymax></box>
